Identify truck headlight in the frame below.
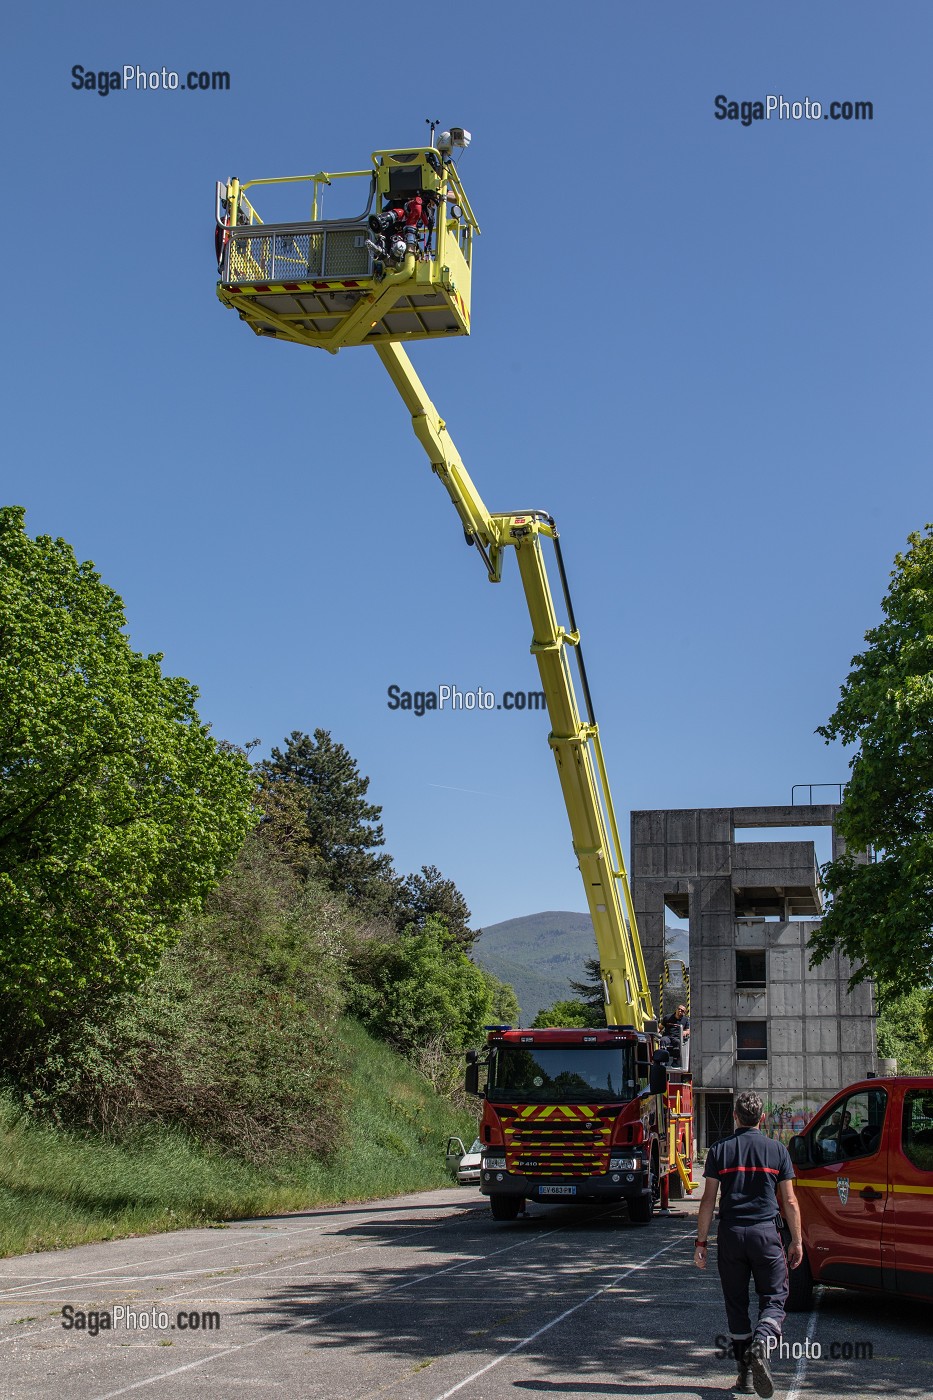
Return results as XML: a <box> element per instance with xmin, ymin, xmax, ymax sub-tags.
<box><xmin>483</xmin><ymin>1156</ymin><xmax>506</xmax><ymax>1170</ymax></box>
<box><xmin>609</xmin><ymin>1157</ymin><xmax>640</xmax><ymax>1171</ymax></box>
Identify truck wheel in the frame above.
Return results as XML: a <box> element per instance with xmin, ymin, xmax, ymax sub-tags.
<box><xmin>668</xmin><ymin>1169</ymin><xmax>685</xmax><ymax>1200</ymax></box>
<box><xmin>627</xmin><ymin>1191</ymin><xmax>654</xmax><ymax>1224</ymax></box>
<box><xmin>489</xmin><ymin>1194</ymin><xmax>522</xmax><ymax>1221</ymax></box>
<box><xmin>785</xmin><ymin>1249</ymin><xmax>814</xmax><ymax>1311</ymax></box>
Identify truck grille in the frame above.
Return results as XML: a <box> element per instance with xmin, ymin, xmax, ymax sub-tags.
<box><xmin>496</xmin><ymin>1103</ymin><xmax>616</xmax><ymax>1178</ymax></box>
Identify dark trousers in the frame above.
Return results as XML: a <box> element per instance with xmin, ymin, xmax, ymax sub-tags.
<box><xmin>716</xmin><ymin>1217</ymin><xmax>788</xmax><ymax>1342</ymax></box>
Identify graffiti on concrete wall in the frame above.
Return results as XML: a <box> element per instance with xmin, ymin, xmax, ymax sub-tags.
<box><xmin>763</xmin><ymin>1099</ymin><xmax>817</xmax><ymax>1141</ymax></box>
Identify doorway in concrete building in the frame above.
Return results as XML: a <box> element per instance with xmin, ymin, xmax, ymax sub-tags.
<box><xmin>705</xmin><ymin>1094</ymin><xmax>734</xmax><ymax>1149</ymax></box>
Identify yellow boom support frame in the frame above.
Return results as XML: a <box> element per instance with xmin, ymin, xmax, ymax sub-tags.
<box><xmin>376</xmin><ymin>342</ymin><xmax>655</xmax><ymax>1031</ymax></box>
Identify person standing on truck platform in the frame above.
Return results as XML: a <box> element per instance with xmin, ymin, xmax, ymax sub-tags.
<box><xmin>694</xmin><ymin>1090</ymin><xmax>803</xmax><ymax>1398</ymax></box>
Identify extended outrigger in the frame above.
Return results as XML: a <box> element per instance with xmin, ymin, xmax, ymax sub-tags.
<box><xmin>215</xmin><ymin>130</ymin><xmax>696</xmax><ymax>1219</ymax></box>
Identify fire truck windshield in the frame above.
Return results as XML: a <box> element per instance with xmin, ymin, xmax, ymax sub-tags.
<box><xmin>487</xmin><ymin>1044</ymin><xmax>636</xmax><ymax>1103</ymax></box>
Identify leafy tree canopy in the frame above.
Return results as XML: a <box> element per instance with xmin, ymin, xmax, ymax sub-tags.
<box><xmin>258</xmin><ymin>730</ymin><xmax>398</xmax><ymax>913</ymax></box>
<box><xmin>347</xmin><ymin>916</ymin><xmax>492</xmax><ymax>1053</ymax></box>
<box><xmin>531</xmin><ymin>998</ymin><xmax>596</xmax><ymax>1029</ymax></box>
<box><xmin>480</xmin><ymin>967</ymin><xmax>520</xmax><ymax>1027</ymax></box>
<box><xmin>876</xmin><ymin>985</ymin><xmax>933</xmax><ymax>1076</ymax></box>
<box><xmin>0</xmin><ymin>507</ymin><xmax>256</xmax><ymax>1038</ymax></box>
<box><xmin>811</xmin><ymin>526</ymin><xmax>933</xmax><ymax>990</ymax></box>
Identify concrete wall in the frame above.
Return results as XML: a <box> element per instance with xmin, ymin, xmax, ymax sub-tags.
<box><xmin>631</xmin><ymin>804</ymin><xmax>876</xmax><ymax>1149</ymax></box>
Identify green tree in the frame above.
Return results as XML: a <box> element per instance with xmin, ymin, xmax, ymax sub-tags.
<box><xmin>347</xmin><ymin>916</ymin><xmax>492</xmax><ymax>1054</ymax></box>
<box><xmin>568</xmin><ymin>957</ymin><xmax>607</xmax><ymax>1023</ymax></box>
<box><xmin>0</xmin><ymin>508</ymin><xmax>255</xmax><ymax>1041</ymax></box>
<box><xmin>480</xmin><ymin>967</ymin><xmax>520</xmax><ymax>1026</ymax></box>
<box><xmin>531</xmin><ymin>998</ymin><xmax>595</xmax><ymax>1028</ymax></box>
<box><xmin>395</xmin><ymin>864</ymin><xmax>476</xmax><ymax>950</ymax></box>
<box><xmin>258</xmin><ymin>731</ymin><xmax>398</xmax><ymax>913</ymax></box>
<box><xmin>876</xmin><ymin>986</ymin><xmax>933</xmax><ymax>1075</ymax></box>
<box><xmin>811</xmin><ymin>526</ymin><xmax>933</xmax><ymax>991</ymax></box>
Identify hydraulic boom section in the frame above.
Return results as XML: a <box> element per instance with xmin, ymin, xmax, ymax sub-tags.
<box><xmin>375</xmin><ymin>342</ymin><xmax>653</xmax><ymax>1030</ymax></box>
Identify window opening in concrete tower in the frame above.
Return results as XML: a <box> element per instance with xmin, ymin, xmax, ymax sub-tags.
<box><xmin>736</xmin><ymin>1020</ymin><xmax>768</xmax><ymax>1061</ymax></box>
<box><xmin>736</xmin><ymin>949</ymin><xmax>767</xmax><ymax>988</ymax></box>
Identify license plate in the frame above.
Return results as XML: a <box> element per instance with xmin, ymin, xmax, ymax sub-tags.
<box><xmin>539</xmin><ymin>1185</ymin><xmax>576</xmax><ymax>1196</ymax></box>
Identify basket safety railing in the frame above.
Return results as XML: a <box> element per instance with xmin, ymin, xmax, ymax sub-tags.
<box><xmin>223</xmin><ymin>221</ymin><xmax>380</xmax><ymax>285</ymax></box>
<box><xmin>217</xmin><ymin>157</ymin><xmax>476</xmax><ymax>287</ymax></box>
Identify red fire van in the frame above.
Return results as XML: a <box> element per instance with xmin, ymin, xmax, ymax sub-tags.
<box><xmin>786</xmin><ymin>1075</ymin><xmax>933</xmax><ymax>1309</ymax></box>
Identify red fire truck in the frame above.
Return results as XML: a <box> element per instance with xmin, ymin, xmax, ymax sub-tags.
<box><xmin>466</xmin><ymin>1026</ymin><xmax>693</xmax><ymax>1221</ymax></box>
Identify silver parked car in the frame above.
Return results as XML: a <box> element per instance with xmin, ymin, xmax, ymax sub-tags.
<box><xmin>445</xmin><ymin>1136</ymin><xmax>483</xmax><ymax>1185</ymax></box>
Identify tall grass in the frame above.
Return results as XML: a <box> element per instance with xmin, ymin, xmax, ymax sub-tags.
<box><xmin>0</xmin><ymin>1019</ymin><xmax>476</xmax><ymax>1257</ymax></box>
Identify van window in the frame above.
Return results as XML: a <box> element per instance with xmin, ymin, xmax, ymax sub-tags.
<box><xmin>811</xmin><ymin>1088</ymin><xmax>887</xmax><ymax>1165</ymax></box>
<box><xmin>902</xmin><ymin>1090</ymin><xmax>933</xmax><ymax>1172</ymax></box>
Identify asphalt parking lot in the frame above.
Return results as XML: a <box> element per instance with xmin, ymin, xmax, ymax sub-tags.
<box><xmin>0</xmin><ymin>1187</ymin><xmax>929</xmax><ymax>1399</ymax></box>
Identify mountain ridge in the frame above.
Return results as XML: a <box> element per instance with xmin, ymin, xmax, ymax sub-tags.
<box><xmin>473</xmin><ymin>910</ymin><xmax>688</xmax><ymax>1023</ymax></box>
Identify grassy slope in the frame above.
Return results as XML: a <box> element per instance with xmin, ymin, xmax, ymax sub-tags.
<box><xmin>0</xmin><ymin>1019</ymin><xmax>475</xmax><ymax>1258</ymax></box>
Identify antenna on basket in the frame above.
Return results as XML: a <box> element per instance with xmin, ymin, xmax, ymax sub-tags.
<box><xmin>426</xmin><ymin>117</ymin><xmax>441</xmax><ymax>147</ymax></box>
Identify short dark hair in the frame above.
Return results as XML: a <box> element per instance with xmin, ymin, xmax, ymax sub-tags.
<box><xmin>734</xmin><ymin>1091</ymin><xmax>763</xmax><ymax>1127</ymax></box>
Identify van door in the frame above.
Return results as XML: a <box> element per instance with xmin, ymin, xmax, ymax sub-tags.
<box><xmin>800</xmin><ymin>1087</ymin><xmax>890</xmax><ymax>1291</ymax></box>
<box><xmin>889</xmin><ymin>1087</ymin><xmax>933</xmax><ymax>1299</ymax></box>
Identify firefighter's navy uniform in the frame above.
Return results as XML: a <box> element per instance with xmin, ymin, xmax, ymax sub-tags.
<box><xmin>704</xmin><ymin>1127</ymin><xmax>794</xmax><ymax>1348</ymax></box>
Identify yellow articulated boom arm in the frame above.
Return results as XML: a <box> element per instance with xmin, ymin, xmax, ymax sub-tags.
<box><xmin>374</xmin><ymin>341</ymin><xmax>655</xmax><ymax>1031</ymax></box>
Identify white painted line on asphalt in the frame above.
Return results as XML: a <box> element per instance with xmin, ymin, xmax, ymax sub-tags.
<box><xmin>87</xmin><ymin>1219</ymin><xmax>577</xmax><ymax>1399</ymax></box>
<box><xmin>428</xmin><ymin>1232</ymin><xmax>692</xmax><ymax>1400</ymax></box>
<box><xmin>785</xmin><ymin>1286</ymin><xmax>822</xmax><ymax>1400</ymax></box>
<box><xmin>157</xmin><ymin>1218</ymin><xmax>457</xmax><ymax>1302</ymax></box>
<box><xmin>0</xmin><ymin>1200</ymin><xmax>468</xmax><ymax>1301</ymax></box>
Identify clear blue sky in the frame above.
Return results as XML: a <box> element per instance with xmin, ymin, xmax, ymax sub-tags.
<box><xmin>6</xmin><ymin>4</ymin><xmax>931</xmax><ymax>929</ymax></box>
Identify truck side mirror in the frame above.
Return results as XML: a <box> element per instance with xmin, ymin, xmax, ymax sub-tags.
<box><xmin>649</xmin><ymin>1062</ymin><xmax>668</xmax><ymax>1095</ymax></box>
<box><xmin>464</xmin><ymin>1062</ymin><xmax>480</xmax><ymax>1096</ymax></box>
<box><xmin>788</xmin><ymin>1135</ymin><xmax>814</xmax><ymax>1168</ymax></box>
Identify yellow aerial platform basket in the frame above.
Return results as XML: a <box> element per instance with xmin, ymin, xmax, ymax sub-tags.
<box><xmin>215</xmin><ymin>146</ymin><xmax>478</xmax><ymax>353</ymax></box>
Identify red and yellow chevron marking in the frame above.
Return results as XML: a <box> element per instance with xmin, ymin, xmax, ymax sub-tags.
<box><xmin>496</xmin><ymin>1103</ymin><xmax>614</xmax><ymax>1178</ymax></box>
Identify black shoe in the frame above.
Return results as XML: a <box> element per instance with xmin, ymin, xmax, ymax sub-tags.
<box><xmin>748</xmin><ymin>1338</ymin><xmax>774</xmax><ymax>1399</ymax></box>
<box><xmin>732</xmin><ymin>1340</ymin><xmax>753</xmax><ymax>1394</ymax></box>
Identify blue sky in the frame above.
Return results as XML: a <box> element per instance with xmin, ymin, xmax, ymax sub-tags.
<box><xmin>6</xmin><ymin>4</ymin><xmax>931</xmax><ymax>929</ymax></box>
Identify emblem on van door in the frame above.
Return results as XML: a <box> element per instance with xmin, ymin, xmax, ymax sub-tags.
<box><xmin>837</xmin><ymin>1177</ymin><xmax>850</xmax><ymax>1205</ymax></box>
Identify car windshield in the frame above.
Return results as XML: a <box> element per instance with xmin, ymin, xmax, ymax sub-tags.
<box><xmin>487</xmin><ymin>1044</ymin><xmax>636</xmax><ymax>1103</ymax></box>
<box><xmin>467</xmin><ymin>1139</ymin><xmax>483</xmax><ymax>1154</ymax></box>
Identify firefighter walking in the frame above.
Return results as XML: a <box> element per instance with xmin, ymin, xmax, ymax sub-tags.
<box><xmin>694</xmin><ymin>1091</ymin><xmax>804</xmax><ymax>1397</ymax></box>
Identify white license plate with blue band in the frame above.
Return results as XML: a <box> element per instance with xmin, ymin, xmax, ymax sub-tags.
<box><xmin>539</xmin><ymin>1185</ymin><xmax>576</xmax><ymax>1195</ymax></box>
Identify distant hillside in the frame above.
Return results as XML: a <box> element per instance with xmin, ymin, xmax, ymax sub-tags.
<box><xmin>473</xmin><ymin>911</ymin><xmax>689</xmax><ymax>1023</ymax></box>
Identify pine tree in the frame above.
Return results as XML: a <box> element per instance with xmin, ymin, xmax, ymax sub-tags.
<box><xmin>395</xmin><ymin>864</ymin><xmax>475</xmax><ymax>950</ymax></box>
<box><xmin>569</xmin><ymin>957</ymin><xmax>607</xmax><ymax>1021</ymax></box>
<box><xmin>258</xmin><ymin>730</ymin><xmax>398</xmax><ymax>913</ymax></box>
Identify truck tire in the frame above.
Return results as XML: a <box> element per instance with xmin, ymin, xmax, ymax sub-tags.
<box><xmin>489</xmin><ymin>1194</ymin><xmax>522</xmax><ymax>1221</ymax></box>
<box><xmin>785</xmin><ymin>1248</ymin><xmax>814</xmax><ymax>1312</ymax></box>
<box><xmin>627</xmin><ymin>1191</ymin><xmax>654</xmax><ymax>1224</ymax></box>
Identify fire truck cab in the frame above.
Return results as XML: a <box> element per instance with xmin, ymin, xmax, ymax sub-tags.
<box><xmin>787</xmin><ymin>1074</ymin><xmax>933</xmax><ymax>1307</ymax></box>
<box><xmin>466</xmin><ymin>1026</ymin><xmax>693</xmax><ymax>1222</ymax></box>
